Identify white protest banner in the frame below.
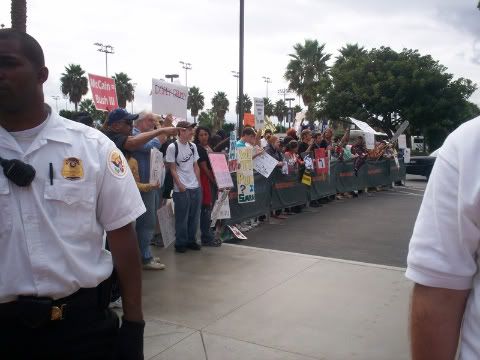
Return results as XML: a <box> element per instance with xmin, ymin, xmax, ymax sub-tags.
<box><xmin>404</xmin><ymin>148</ymin><xmax>411</xmax><ymax>163</ymax></box>
<box><xmin>237</xmin><ymin>147</ymin><xmax>255</xmax><ymax>203</ymax></box>
<box><xmin>253</xmin><ymin>152</ymin><xmax>278</xmax><ymax>178</ymax></box>
<box><xmin>209</xmin><ymin>153</ymin><xmax>234</xmax><ymax>189</ymax></box>
<box><xmin>151</xmin><ymin>79</ymin><xmax>188</xmax><ymax>119</ymax></box>
<box><xmin>398</xmin><ymin>135</ymin><xmax>407</xmax><ymax>149</ymax></box>
<box><xmin>349</xmin><ymin>117</ymin><xmax>378</xmax><ymax>134</ymax></box>
<box><xmin>157</xmin><ymin>201</ymin><xmax>175</xmax><ymax>248</ymax></box>
<box><xmin>391</xmin><ymin>121</ymin><xmax>409</xmax><ymax>143</ymax></box>
<box><xmin>364</xmin><ymin>132</ymin><xmax>375</xmax><ymax>150</ymax></box>
<box><xmin>211</xmin><ymin>190</ymin><xmax>231</xmax><ymax>226</ymax></box>
<box><xmin>254</xmin><ymin>97</ymin><xmax>265</xmax><ymax>129</ymax></box>
<box><xmin>149</xmin><ymin>148</ymin><xmax>165</xmax><ymax>187</ymax></box>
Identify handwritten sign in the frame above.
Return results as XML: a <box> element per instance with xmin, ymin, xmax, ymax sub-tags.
<box><xmin>237</xmin><ymin>148</ymin><xmax>255</xmax><ymax>203</ymax></box>
<box><xmin>253</xmin><ymin>152</ymin><xmax>278</xmax><ymax>178</ymax></box>
<box><xmin>314</xmin><ymin>148</ymin><xmax>329</xmax><ymax>175</ymax></box>
<box><xmin>254</xmin><ymin>97</ymin><xmax>265</xmax><ymax>129</ymax></box>
<box><xmin>149</xmin><ymin>148</ymin><xmax>165</xmax><ymax>187</ymax></box>
<box><xmin>151</xmin><ymin>79</ymin><xmax>188</xmax><ymax>120</ymax></box>
<box><xmin>211</xmin><ymin>190</ymin><xmax>231</xmax><ymax>226</ymax></box>
<box><xmin>88</xmin><ymin>73</ymin><xmax>118</xmax><ymax>111</ymax></box>
<box><xmin>208</xmin><ymin>153</ymin><xmax>234</xmax><ymax>189</ymax></box>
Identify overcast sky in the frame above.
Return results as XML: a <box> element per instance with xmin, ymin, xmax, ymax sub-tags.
<box><xmin>2</xmin><ymin>0</ymin><xmax>479</xmax><ymax>123</ymax></box>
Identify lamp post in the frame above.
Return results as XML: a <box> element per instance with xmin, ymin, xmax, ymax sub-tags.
<box><xmin>179</xmin><ymin>61</ymin><xmax>192</xmax><ymax>88</ymax></box>
<box><xmin>165</xmin><ymin>74</ymin><xmax>179</xmax><ymax>83</ymax></box>
<box><xmin>52</xmin><ymin>95</ymin><xmax>60</xmax><ymax>112</ymax></box>
<box><xmin>232</xmin><ymin>71</ymin><xmax>240</xmax><ymax>128</ymax></box>
<box><xmin>93</xmin><ymin>43</ymin><xmax>114</xmax><ymax>77</ymax></box>
<box><xmin>131</xmin><ymin>82</ymin><xmax>137</xmax><ymax>113</ymax></box>
<box><xmin>238</xmin><ymin>0</ymin><xmax>245</xmax><ymax>137</ymax></box>
<box><xmin>286</xmin><ymin>97</ymin><xmax>295</xmax><ymax>128</ymax></box>
<box><xmin>262</xmin><ymin>76</ymin><xmax>271</xmax><ymax>98</ymax></box>
<box><xmin>278</xmin><ymin>88</ymin><xmax>290</xmax><ymax>102</ymax></box>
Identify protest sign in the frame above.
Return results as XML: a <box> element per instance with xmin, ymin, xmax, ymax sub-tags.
<box><xmin>314</xmin><ymin>148</ymin><xmax>329</xmax><ymax>175</ymax></box>
<box><xmin>253</xmin><ymin>152</ymin><xmax>278</xmax><ymax>178</ymax></box>
<box><xmin>391</xmin><ymin>121</ymin><xmax>409</xmax><ymax>143</ymax></box>
<box><xmin>228</xmin><ymin>225</ymin><xmax>247</xmax><ymax>240</ymax></box>
<box><xmin>208</xmin><ymin>153</ymin><xmax>234</xmax><ymax>189</ymax></box>
<box><xmin>149</xmin><ymin>148</ymin><xmax>165</xmax><ymax>187</ymax></box>
<box><xmin>398</xmin><ymin>135</ymin><xmax>407</xmax><ymax>149</ymax></box>
<box><xmin>404</xmin><ymin>148</ymin><xmax>411</xmax><ymax>163</ymax></box>
<box><xmin>254</xmin><ymin>97</ymin><xmax>265</xmax><ymax>129</ymax></box>
<box><xmin>157</xmin><ymin>201</ymin><xmax>175</xmax><ymax>248</ymax></box>
<box><xmin>243</xmin><ymin>113</ymin><xmax>255</xmax><ymax>127</ymax></box>
<box><xmin>151</xmin><ymin>79</ymin><xmax>188</xmax><ymax>119</ymax></box>
<box><xmin>237</xmin><ymin>148</ymin><xmax>255</xmax><ymax>203</ymax></box>
<box><xmin>228</xmin><ymin>131</ymin><xmax>238</xmax><ymax>172</ymax></box>
<box><xmin>365</xmin><ymin>132</ymin><xmax>375</xmax><ymax>150</ymax></box>
<box><xmin>88</xmin><ymin>73</ymin><xmax>118</xmax><ymax>111</ymax></box>
<box><xmin>211</xmin><ymin>190</ymin><xmax>231</xmax><ymax>226</ymax></box>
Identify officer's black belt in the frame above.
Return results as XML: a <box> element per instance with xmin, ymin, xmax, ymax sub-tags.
<box><xmin>0</xmin><ymin>286</ymin><xmax>105</xmax><ymax>328</ymax></box>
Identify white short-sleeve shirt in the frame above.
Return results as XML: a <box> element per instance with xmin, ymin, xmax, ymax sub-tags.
<box><xmin>406</xmin><ymin>116</ymin><xmax>480</xmax><ymax>359</ymax></box>
<box><xmin>0</xmin><ymin>110</ymin><xmax>146</xmax><ymax>303</ymax></box>
<box><xmin>165</xmin><ymin>140</ymin><xmax>199</xmax><ymax>191</ymax></box>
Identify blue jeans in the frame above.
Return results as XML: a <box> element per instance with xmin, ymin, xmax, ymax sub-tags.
<box><xmin>200</xmin><ymin>205</ymin><xmax>214</xmax><ymax>244</ymax></box>
<box><xmin>172</xmin><ymin>188</ymin><xmax>202</xmax><ymax>248</ymax></box>
<box><xmin>136</xmin><ymin>190</ymin><xmax>156</xmax><ymax>264</ymax></box>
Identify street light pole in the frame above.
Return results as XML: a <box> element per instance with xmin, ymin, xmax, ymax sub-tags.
<box><xmin>179</xmin><ymin>61</ymin><xmax>192</xmax><ymax>88</ymax></box>
<box><xmin>231</xmin><ymin>71</ymin><xmax>240</xmax><ymax>129</ymax></box>
<box><xmin>262</xmin><ymin>76</ymin><xmax>271</xmax><ymax>98</ymax></box>
<box><xmin>165</xmin><ymin>74</ymin><xmax>179</xmax><ymax>83</ymax></box>
<box><xmin>52</xmin><ymin>95</ymin><xmax>60</xmax><ymax>112</ymax></box>
<box><xmin>278</xmin><ymin>88</ymin><xmax>290</xmax><ymax>102</ymax></box>
<box><xmin>238</xmin><ymin>0</ymin><xmax>245</xmax><ymax>137</ymax></box>
<box><xmin>286</xmin><ymin>97</ymin><xmax>295</xmax><ymax>128</ymax></box>
<box><xmin>94</xmin><ymin>42</ymin><xmax>114</xmax><ymax>77</ymax></box>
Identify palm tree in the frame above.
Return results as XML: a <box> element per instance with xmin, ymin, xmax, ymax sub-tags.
<box><xmin>211</xmin><ymin>91</ymin><xmax>230</xmax><ymax>131</ymax></box>
<box><xmin>60</xmin><ymin>64</ymin><xmax>88</xmax><ymax>112</ymax></box>
<box><xmin>235</xmin><ymin>94</ymin><xmax>252</xmax><ymax>114</ymax></box>
<box><xmin>293</xmin><ymin>105</ymin><xmax>303</xmax><ymax>117</ymax></box>
<box><xmin>113</xmin><ymin>72</ymin><xmax>134</xmax><ymax>109</ymax></box>
<box><xmin>274</xmin><ymin>99</ymin><xmax>288</xmax><ymax>124</ymax></box>
<box><xmin>187</xmin><ymin>86</ymin><xmax>205</xmax><ymax>121</ymax></box>
<box><xmin>79</xmin><ymin>98</ymin><xmax>105</xmax><ymax>121</ymax></box>
<box><xmin>11</xmin><ymin>0</ymin><xmax>26</xmax><ymax>32</ymax></box>
<box><xmin>263</xmin><ymin>97</ymin><xmax>274</xmax><ymax>117</ymax></box>
<box><xmin>284</xmin><ymin>39</ymin><xmax>331</xmax><ymax>109</ymax></box>
<box><xmin>335</xmin><ymin>43</ymin><xmax>367</xmax><ymax>65</ymax></box>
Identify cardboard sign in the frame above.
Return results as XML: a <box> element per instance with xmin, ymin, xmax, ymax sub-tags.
<box><xmin>237</xmin><ymin>148</ymin><xmax>255</xmax><ymax>203</ymax></box>
<box><xmin>151</xmin><ymin>79</ymin><xmax>188</xmax><ymax>120</ymax></box>
<box><xmin>149</xmin><ymin>148</ymin><xmax>165</xmax><ymax>187</ymax></box>
<box><xmin>314</xmin><ymin>148</ymin><xmax>329</xmax><ymax>175</ymax></box>
<box><xmin>253</xmin><ymin>152</ymin><xmax>278</xmax><ymax>178</ymax></box>
<box><xmin>211</xmin><ymin>190</ymin><xmax>231</xmax><ymax>226</ymax></box>
<box><xmin>398</xmin><ymin>135</ymin><xmax>407</xmax><ymax>149</ymax></box>
<box><xmin>208</xmin><ymin>153</ymin><xmax>234</xmax><ymax>189</ymax></box>
<box><xmin>157</xmin><ymin>201</ymin><xmax>175</xmax><ymax>248</ymax></box>
<box><xmin>88</xmin><ymin>73</ymin><xmax>118</xmax><ymax>111</ymax></box>
<box><xmin>254</xmin><ymin>97</ymin><xmax>265</xmax><ymax>129</ymax></box>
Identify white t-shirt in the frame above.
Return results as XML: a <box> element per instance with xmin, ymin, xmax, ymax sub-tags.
<box><xmin>165</xmin><ymin>140</ymin><xmax>199</xmax><ymax>191</ymax></box>
<box><xmin>406</xmin><ymin>115</ymin><xmax>480</xmax><ymax>359</ymax></box>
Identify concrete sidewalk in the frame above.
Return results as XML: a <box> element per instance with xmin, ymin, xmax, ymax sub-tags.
<box><xmin>139</xmin><ymin>244</ymin><xmax>412</xmax><ymax>359</ymax></box>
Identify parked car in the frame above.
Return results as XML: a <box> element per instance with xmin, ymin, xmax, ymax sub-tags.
<box><xmin>406</xmin><ymin>149</ymin><xmax>438</xmax><ymax>179</ymax></box>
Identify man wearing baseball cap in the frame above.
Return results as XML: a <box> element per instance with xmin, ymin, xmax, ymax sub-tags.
<box><xmin>165</xmin><ymin>121</ymin><xmax>202</xmax><ymax>253</ymax></box>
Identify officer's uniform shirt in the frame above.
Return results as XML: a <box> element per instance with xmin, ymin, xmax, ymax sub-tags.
<box><xmin>0</xmin><ymin>109</ymin><xmax>146</xmax><ymax>303</ymax></box>
<box><xmin>406</xmin><ymin>115</ymin><xmax>480</xmax><ymax>359</ymax></box>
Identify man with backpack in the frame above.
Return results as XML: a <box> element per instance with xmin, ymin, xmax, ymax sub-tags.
<box><xmin>165</xmin><ymin>121</ymin><xmax>202</xmax><ymax>253</ymax></box>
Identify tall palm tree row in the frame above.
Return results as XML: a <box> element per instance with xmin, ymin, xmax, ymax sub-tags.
<box><xmin>235</xmin><ymin>94</ymin><xmax>253</xmax><ymax>114</ymax></box>
<box><xmin>284</xmin><ymin>39</ymin><xmax>331</xmax><ymax>119</ymax></box>
<box><xmin>11</xmin><ymin>0</ymin><xmax>27</xmax><ymax>32</ymax></box>
<box><xmin>274</xmin><ymin>100</ymin><xmax>288</xmax><ymax>124</ymax></box>
<box><xmin>211</xmin><ymin>91</ymin><xmax>229</xmax><ymax>131</ymax></box>
<box><xmin>263</xmin><ymin>97</ymin><xmax>274</xmax><ymax>117</ymax></box>
<box><xmin>113</xmin><ymin>72</ymin><xmax>135</xmax><ymax>109</ymax></box>
<box><xmin>187</xmin><ymin>86</ymin><xmax>205</xmax><ymax>121</ymax></box>
<box><xmin>60</xmin><ymin>64</ymin><xmax>88</xmax><ymax>112</ymax></box>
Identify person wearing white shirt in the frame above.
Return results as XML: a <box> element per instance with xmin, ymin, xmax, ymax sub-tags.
<box><xmin>406</xmin><ymin>115</ymin><xmax>480</xmax><ymax>360</ymax></box>
<box><xmin>0</xmin><ymin>29</ymin><xmax>145</xmax><ymax>359</ymax></box>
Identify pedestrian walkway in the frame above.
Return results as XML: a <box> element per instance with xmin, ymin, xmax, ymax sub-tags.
<box><xmin>142</xmin><ymin>244</ymin><xmax>411</xmax><ymax>359</ymax></box>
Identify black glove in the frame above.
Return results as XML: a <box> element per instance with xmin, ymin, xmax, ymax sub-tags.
<box><xmin>115</xmin><ymin>317</ymin><xmax>145</xmax><ymax>360</ymax></box>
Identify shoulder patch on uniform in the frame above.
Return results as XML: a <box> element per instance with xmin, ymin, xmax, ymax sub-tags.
<box><xmin>107</xmin><ymin>149</ymin><xmax>128</xmax><ymax>178</ymax></box>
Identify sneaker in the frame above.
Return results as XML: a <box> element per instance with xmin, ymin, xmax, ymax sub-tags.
<box><xmin>143</xmin><ymin>261</ymin><xmax>166</xmax><ymax>270</ymax></box>
<box><xmin>202</xmin><ymin>239</ymin><xmax>221</xmax><ymax>247</ymax></box>
<box><xmin>152</xmin><ymin>257</ymin><xmax>166</xmax><ymax>269</ymax></box>
<box><xmin>187</xmin><ymin>243</ymin><xmax>201</xmax><ymax>250</ymax></box>
<box><xmin>109</xmin><ymin>297</ymin><xmax>123</xmax><ymax>309</ymax></box>
<box><xmin>175</xmin><ymin>246</ymin><xmax>187</xmax><ymax>253</ymax></box>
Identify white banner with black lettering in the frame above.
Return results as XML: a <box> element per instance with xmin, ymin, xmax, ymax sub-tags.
<box><xmin>151</xmin><ymin>79</ymin><xmax>188</xmax><ymax>120</ymax></box>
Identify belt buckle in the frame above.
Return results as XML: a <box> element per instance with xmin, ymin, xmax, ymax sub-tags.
<box><xmin>50</xmin><ymin>304</ymin><xmax>66</xmax><ymax>321</ymax></box>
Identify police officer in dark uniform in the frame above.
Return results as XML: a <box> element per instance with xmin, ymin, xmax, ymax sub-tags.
<box><xmin>0</xmin><ymin>29</ymin><xmax>146</xmax><ymax>359</ymax></box>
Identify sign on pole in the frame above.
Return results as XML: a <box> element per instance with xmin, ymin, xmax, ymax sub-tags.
<box><xmin>253</xmin><ymin>97</ymin><xmax>265</xmax><ymax>129</ymax></box>
<box><xmin>88</xmin><ymin>74</ymin><xmax>118</xmax><ymax>111</ymax></box>
<box><xmin>151</xmin><ymin>79</ymin><xmax>188</xmax><ymax>120</ymax></box>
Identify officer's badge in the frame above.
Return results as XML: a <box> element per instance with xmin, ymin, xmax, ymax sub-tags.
<box><xmin>61</xmin><ymin>157</ymin><xmax>84</xmax><ymax>180</ymax></box>
<box><xmin>108</xmin><ymin>149</ymin><xmax>127</xmax><ymax>178</ymax></box>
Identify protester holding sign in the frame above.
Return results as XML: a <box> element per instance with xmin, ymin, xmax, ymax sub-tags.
<box><xmin>166</xmin><ymin>121</ymin><xmax>202</xmax><ymax>253</ymax></box>
<box><xmin>194</xmin><ymin>126</ymin><xmax>221</xmax><ymax>247</ymax></box>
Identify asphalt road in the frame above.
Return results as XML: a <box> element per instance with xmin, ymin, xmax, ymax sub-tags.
<box><xmin>234</xmin><ymin>175</ymin><xmax>427</xmax><ymax>268</ymax></box>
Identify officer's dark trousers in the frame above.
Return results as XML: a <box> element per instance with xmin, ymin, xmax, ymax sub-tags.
<box><xmin>0</xmin><ymin>308</ymin><xmax>119</xmax><ymax>360</ymax></box>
